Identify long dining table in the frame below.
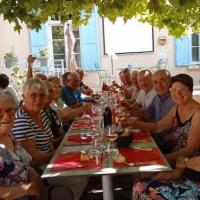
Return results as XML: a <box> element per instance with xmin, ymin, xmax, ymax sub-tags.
<box><xmin>42</xmin><ymin>106</ymin><xmax>172</xmax><ymax>200</ymax></box>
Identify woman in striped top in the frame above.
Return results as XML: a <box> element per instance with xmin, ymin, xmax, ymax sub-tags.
<box><xmin>12</xmin><ymin>78</ymin><xmax>54</xmax><ymax>168</ymax></box>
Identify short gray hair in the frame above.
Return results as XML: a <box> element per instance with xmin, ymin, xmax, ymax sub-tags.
<box><xmin>23</xmin><ymin>78</ymin><xmax>48</xmax><ymax>96</ymax></box>
<box><xmin>0</xmin><ymin>90</ymin><xmax>18</xmax><ymax>109</ymax></box>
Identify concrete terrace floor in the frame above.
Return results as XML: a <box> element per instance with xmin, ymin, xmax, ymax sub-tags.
<box><xmin>80</xmin><ymin>175</ymin><xmax>133</xmax><ymax>200</ymax></box>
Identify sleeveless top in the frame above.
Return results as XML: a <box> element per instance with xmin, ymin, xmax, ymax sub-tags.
<box><xmin>172</xmin><ymin>107</ymin><xmax>196</xmax><ymax>150</ymax></box>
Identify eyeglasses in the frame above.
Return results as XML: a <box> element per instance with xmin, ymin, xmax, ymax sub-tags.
<box><xmin>169</xmin><ymin>86</ymin><xmax>189</xmax><ymax>94</ymax></box>
<box><xmin>0</xmin><ymin>108</ymin><xmax>16</xmax><ymax>118</ymax></box>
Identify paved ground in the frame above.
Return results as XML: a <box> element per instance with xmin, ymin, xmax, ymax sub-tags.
<box><xmin>80</xmin><ymin>175</ymin><xmax>133</xmax><ymax>200</ymax></box>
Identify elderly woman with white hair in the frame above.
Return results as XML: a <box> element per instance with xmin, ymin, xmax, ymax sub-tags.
<box><xmin>12</xmin><ymin>78</ymin><xmax>54</xmax><ymax>168</ymax></box>
<box><xmin>12</xmin><ymin>78</ymin><xmax>88</xmax><ymax>200</ymax></box>
<box><xmin>0</xmin><ymin>90</ymin><xmax>73</xmax><ymax>200</ymax></box>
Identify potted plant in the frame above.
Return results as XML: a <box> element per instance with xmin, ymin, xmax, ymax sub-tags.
<box><xmin>4</xmin><ymin>52</ymin><xmax>18</xmax><ymax>68</ymax></box>
<box><xmin>37</xmin><ymin>48</ymin><xmax>48</xmax><ymax>66</ymax></box>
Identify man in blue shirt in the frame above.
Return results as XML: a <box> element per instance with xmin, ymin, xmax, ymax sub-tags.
<box><xmin>146</xmin><ymin>69</ymin><xmax>175</xmax><ymax>153</ymax></box>
<box><xmin>61</xmin><ymin>72</ymin><xmax>82</xmax><ymax>107</ymax></box>
<box><xmin>129</xmin><ymin>69</ymin><xmax>174</xmax><ymax>121</ymax></box>
<box><xmin>146</xmin><ymin>69</ymin><xmax>175</xmax><ymax>121</ymax></box>
<box><xmin>129</xmin><ymin>69</ymin><xmax>175</xmax><ymax>153</ymax></box>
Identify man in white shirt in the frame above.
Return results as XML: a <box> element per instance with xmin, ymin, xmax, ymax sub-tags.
<box><xmin>125</xmin><ymin>69</ymin><xmax>156</xmax><ymax>119</ymax></box>
<box><xmin>135</xmin><ymin>69</ymin><xmax>156</xmax><ymax>109</ymax></box>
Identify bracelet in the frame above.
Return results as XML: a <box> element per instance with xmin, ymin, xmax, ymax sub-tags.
<box><xmin>184</xmin><ymin>157</ymin><xmax>189</xmax><ymax>168</ymax></box>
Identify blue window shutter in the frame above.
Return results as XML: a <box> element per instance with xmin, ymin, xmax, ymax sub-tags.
<box><xmin>175</xmin><ymin>36</ymin><xmax>191</xmax><ymax>67</ymax></box>
<box><xmin>80</xmin><ymin>8</ymin><xmax>100</xmax><ymax>70</ymax></box>
<box><xmin>30</xmin><ymin>24</ymin><xmax>48</xmax><ymax>56</ymax></box>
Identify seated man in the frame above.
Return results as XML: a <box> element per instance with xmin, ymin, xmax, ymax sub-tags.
<box><xmin>134</xmin><ymin>69</ymin><xmax>156</xmax><ymax>110</ymax></box>
<box><xmin>130</xmin><ymin>70</ymin><xmax>138</xmax><ymax>90</ymax></box>
<box><xmin>129</xmin><ymin>70</ymin><xmax>175</xmax><ymax>153</ymax></box>
<box><xmin>130</xmin><ymin>69</ymin><xmax>174</xmax><ymax>121</ymax></box>
<box><xmin>112</xmin><ymin>68</ymin><xmax>138</xmax><ymax>100</ymax></box>
<box><xmin>76</xmin><ymin>69</ymin><xmax>93</xmax><ymax>96</ymax></box>
<box><xmin>48</xmin><ymin>76</ymin><xmax>91</xmax><ymax>131</ymax></box>
<box><xmin>61</xmin><ymin>72</ymin><xmax>82</xmax><ymax>107</ymax></box>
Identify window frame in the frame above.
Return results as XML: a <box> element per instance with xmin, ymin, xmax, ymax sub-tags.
<box><xmin>191</xmin><ymin>33</ymin><xmax>200</xmax><ymax>63</ymax></box>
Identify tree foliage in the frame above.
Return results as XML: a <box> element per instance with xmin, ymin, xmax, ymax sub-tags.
<box><xmin>0</xmin><ymin>0</ymin><xmax>200</xmax><ymax>37</ymax></box>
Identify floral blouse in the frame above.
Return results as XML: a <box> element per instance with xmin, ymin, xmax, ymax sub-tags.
<box><xmin>0</xmin><ymin>135</ymin><xmax>32</xmax><ymax>186</ymax></box>
<box><xmin>171</xmin><ymin>107</ymin><xmax>198</xmax><ymax>151</ymax></box>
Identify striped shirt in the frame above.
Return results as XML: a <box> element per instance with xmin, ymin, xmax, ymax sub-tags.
<box><xmin>12</xmin><ymin>107</ymin><xmax>53</xmax><ymax>153</ymax></box>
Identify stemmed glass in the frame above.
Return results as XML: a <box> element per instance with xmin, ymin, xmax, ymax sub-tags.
<box><xmin>88</xmin><ymin>136</ymin><xmax>105</xmax><ymax>165</ymax></box>
<box><xmin>80</xmin><ymin>127</ymin><xmax>90</xmax><ymax>140</ymax></box>
<box><xmin>105</xmin><ymin>126</ymin><xmax>118</xmax><ymax>154</ymax></box>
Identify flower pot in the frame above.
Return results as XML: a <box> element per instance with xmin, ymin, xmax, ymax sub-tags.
<box><xmin>5</xmin><ymin>58</ymin><xmax>18</xmax><ymax>68</ymax></box>
<box><xmin>37</xmin><ymin>57</ymin><xmax>48</xmax><ymax>66</ymax></box>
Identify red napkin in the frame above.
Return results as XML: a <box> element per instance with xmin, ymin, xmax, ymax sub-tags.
<box><xmin>85</xmin><ymin>110</ymin><xmax>97</xmax><ymax>117</ymax></box>
<box><xmin>64</xmin><ymin>135</ymin><xmax>92</xmax><ymax>145</ymax></box>
<box><xmin>51</xmin><ymin>152</ymin><xmax>102</xmax><ymax>172</ymax></box>
<box><xmin>113</xmin><ymin>148</ymin><xmax>165</xmax><ymax>167</ymax></box>
<box><xmin>132</xmin><ymin>131</ymin><xmax>150</xmax><ymax>141</ymax></box>
<box><xmin>72</xmin><ymin>121</ymin><xmax>93</xmax><ymax>128</ymax></box>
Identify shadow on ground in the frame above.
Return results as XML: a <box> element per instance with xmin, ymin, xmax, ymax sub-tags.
<box><xmin>81</xmin><ymin>175</ymin><xmax>132</xmax><ymax>200</ymax></box>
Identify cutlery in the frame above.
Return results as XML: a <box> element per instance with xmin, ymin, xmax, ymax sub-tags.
<box><xmin>124</xmin><ymin>161</ymin><xmax>157</xmax><ymax>167</ymax></box>
<box><xmin>131</xmin><ymin>147</ymin><xmax>152</xmax><ymax>151</ymax></box>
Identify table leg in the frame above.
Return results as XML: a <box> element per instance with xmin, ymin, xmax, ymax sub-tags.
<box><xmin>102</xmin><ymin>175</ymin><xmax>113</xmax><ymax>200</ymax></box>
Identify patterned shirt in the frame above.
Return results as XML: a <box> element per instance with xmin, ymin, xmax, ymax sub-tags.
<box><xmin>0</xmin><ymin>136</ymin><xmax>31</xmax><ymax>186</ymax></box>
<box><xmin>172</xmin><ymin>107</ymin><xmax>198</xmax><ymax>150</ymax></box>
<box><xmin>12</xmin><ymin>107</ymin><xmax>53</xmax><ymax>153</ymax></box>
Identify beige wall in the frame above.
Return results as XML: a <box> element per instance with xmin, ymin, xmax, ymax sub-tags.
<box><xmin>1</xmin><ymin>15</ymin><xmax>200</xmax><ymax>88</ymax></box>
<box><xmin>0</xmin><ymin>15</ymin><xmax>30</xmax><ymax>60</ymax></box>
<box><xmin>97</xmin><ymin>18</ymin><xmax>200</xmax><ymax>85</ymax></box>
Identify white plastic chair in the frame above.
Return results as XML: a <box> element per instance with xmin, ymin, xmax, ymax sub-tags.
<box><xmin>94</xmin><ymin>64</ymin><xmax>112</xmax><ymax>86</ymax></box>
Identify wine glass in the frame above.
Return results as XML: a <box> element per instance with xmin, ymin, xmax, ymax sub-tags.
<box><xmin>88</xmin><ymin>137</ymin><xmax>104</xmax><ymax>165</ymax></box>
<box><xmin>105</xmin><ymin>126</ymin><xmax>118</xmax><ymax>154</ymax></box>
<box><xmin>80</xmin><ymin>127</ymin><xmax>90</xmax><ymax>140</ymax></box>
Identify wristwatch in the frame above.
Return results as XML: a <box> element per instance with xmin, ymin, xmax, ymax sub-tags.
<box><xmin>184</xmin><ymin>157</ymin><xmax>189</xmax><ymax>168</ymax></box>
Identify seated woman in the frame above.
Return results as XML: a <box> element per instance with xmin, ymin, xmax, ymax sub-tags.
<box><xmin>121</xmin><ymin>74</ymin><xmax>200</xmax><ymax>162</ymax></box>
<box><xmin>0</xmin><ymin>90</ymin><xmax>73</xmax><ymax>200</ymax></box>
<box><xmin>48</xmin><ymin>77</ymin><xmax>90</xmax><ymax>123</ymax></box>
<box><xmin>12</xmin><ymin>78</ymin><xmax>55</xmax><ymax>168</ymax></box>
<box><xmin>132</xmin><ymin>155</ymin><xmax>200</xmax><ymax>199</ymax></box>
<box><xmin>44</xmin><ymin>80</ymin><xmax>65</xmax><ymax>148</ymax></box>
<box><xmin>12</xmin><ymin>78</ymin><xmax>88</xmax><ymax>200</ymax></box>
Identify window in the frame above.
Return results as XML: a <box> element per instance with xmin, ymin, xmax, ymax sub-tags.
<box><xmin>73</xmin><ymin>26</ymin><xmax>81</xmax><ymax>68</ymax></box>
<box><xmin>192</xmin><ymin>33</ymin><xmax>200</xmax><ymax>62</ymax></box>
<box><xmin>51</xmin><ymin>25</ymin><xmax>66</xmax><ymax>68</ymax></box>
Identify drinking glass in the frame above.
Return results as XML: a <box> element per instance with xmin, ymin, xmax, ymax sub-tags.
<box><xmin>80</xmin><ymin>127</ymin><xmax>90</xmax><ymax>140</ymax></box>
<box><xmin>105</xmin><ymin>126</ymin><xmax>118</xmax><ymax>154</ymax></box>
<box><xmin>88</xmin><ymin>137</ymin><xmax>104</xmax><ymax>165</ymax></box>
